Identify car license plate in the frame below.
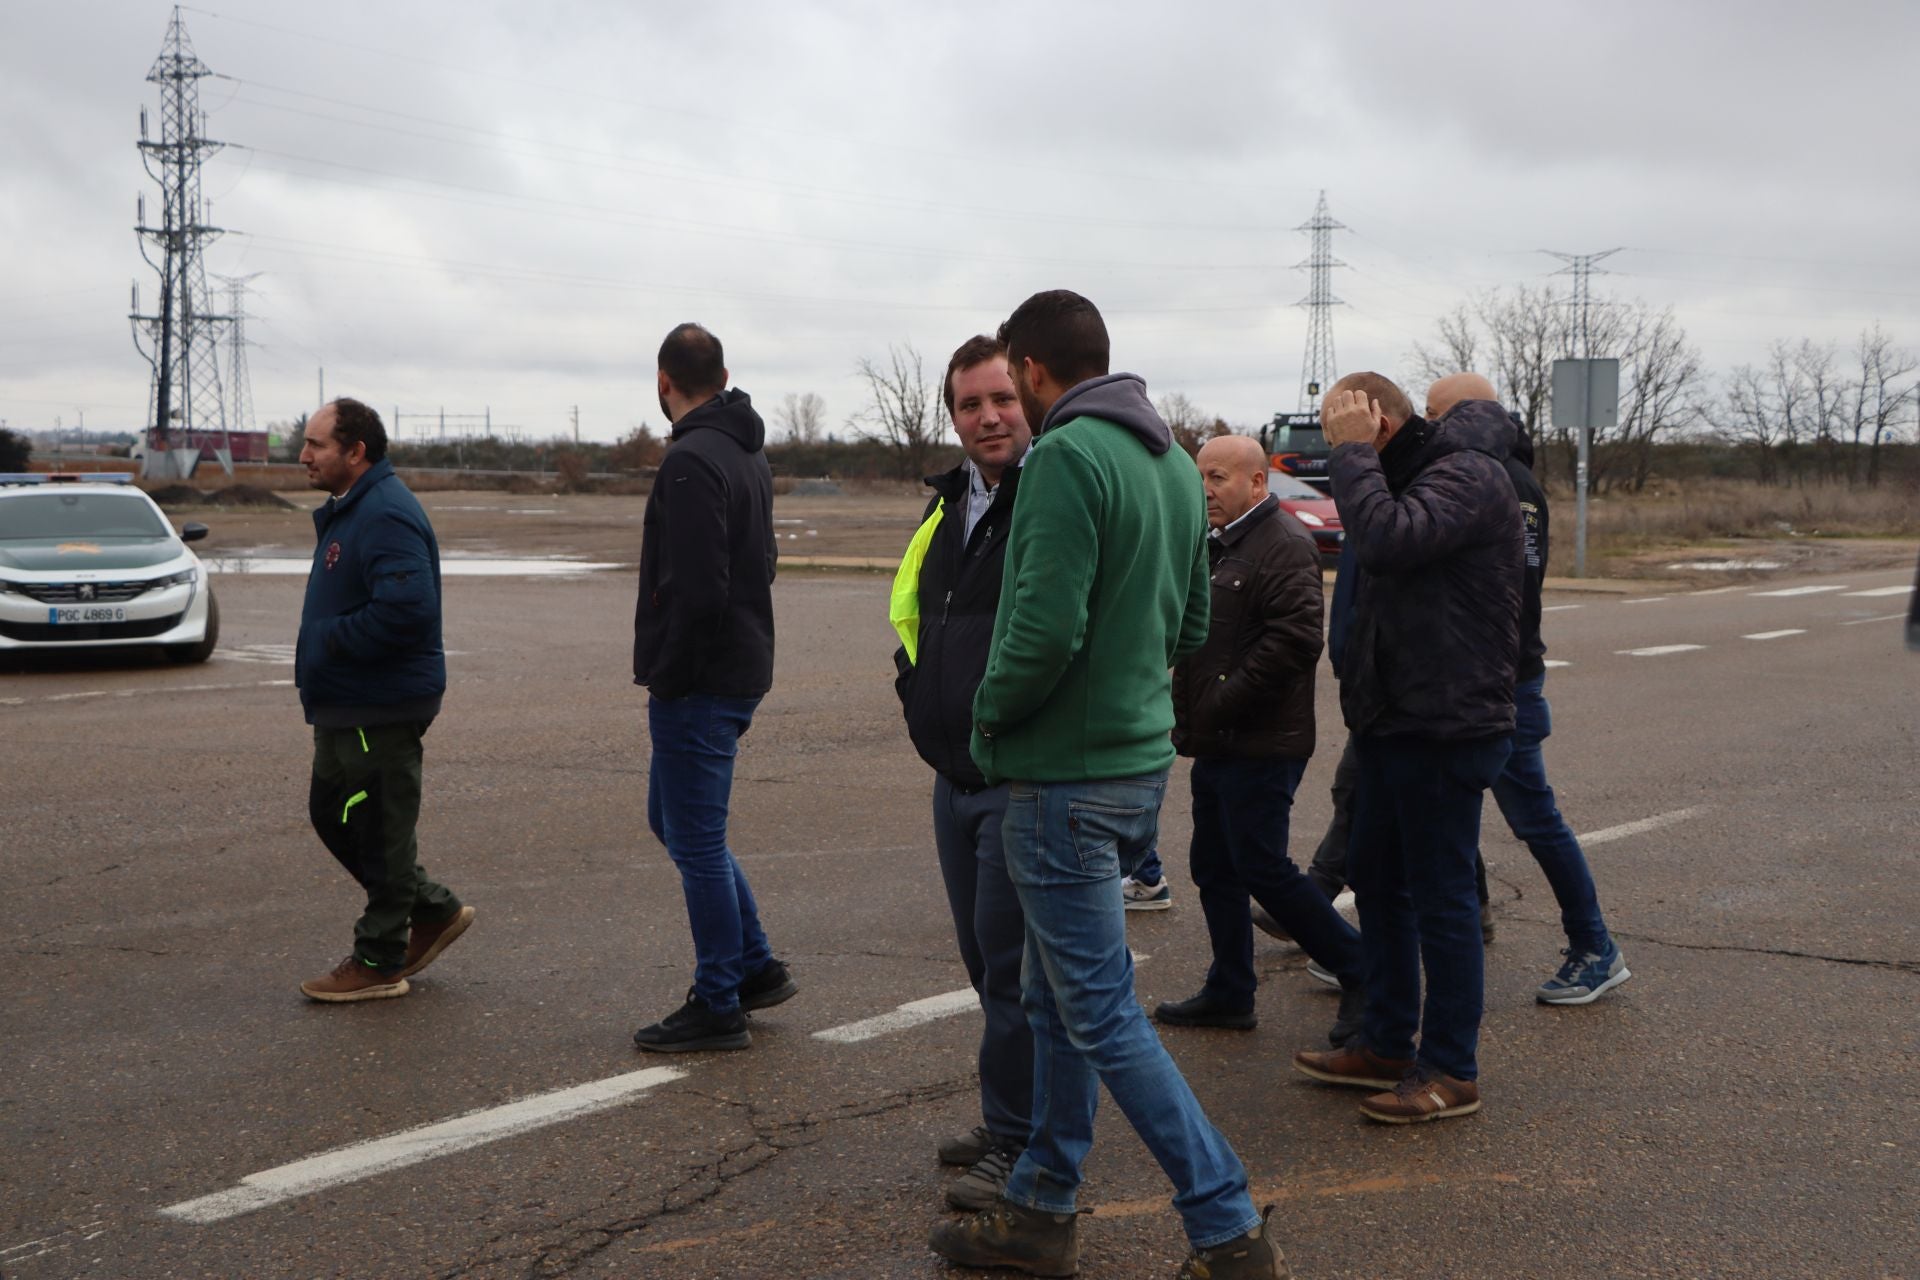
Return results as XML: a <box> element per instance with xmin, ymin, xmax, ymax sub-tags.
<box><xmin>50</xmin><ymin>605</ymin><xmax>126</xmax><ymax>625</ymax></box>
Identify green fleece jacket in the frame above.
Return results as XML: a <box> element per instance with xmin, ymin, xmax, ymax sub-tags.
<box><xmin>970</xmin><ymin>374</ymin><xmax>1210</xmax><ymax>784</ymax></box>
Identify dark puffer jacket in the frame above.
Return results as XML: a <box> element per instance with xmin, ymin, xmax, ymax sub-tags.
<box><xmin>1503</xmin><ymin>419</ymin><xmax>1549</xmax><ymax>684</ymax></box>
<box><xmin>1171</xmin><ymin>496</ymin><xmax>1323</xmax><ymax>759</ymax></box>
<box><xmin>1329</xmin><ymin>400</ymin><xmax>1523</xmax><ymax>741</ymax></box>
<box><xmin>893</xmin><ymin>462</ymin><xmax>1021</xmax><ymax>790</ymax></box>
<box><xmin>632</xmin><ymin>389</ymin><xmax>777</xmax><ymax>700</ymax></box>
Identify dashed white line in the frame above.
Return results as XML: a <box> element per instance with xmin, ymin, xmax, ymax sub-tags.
<box><xmin>1743</xmin><ymin>629</ymin><xmax>1806</xmax><ymax>641</ymax></box>
<box><xmin>1841</xmin><ymin>612</ymin><xmax>1908</xmax><ymax>626</ymax></box>
<box><xmin>0</xmin><ymin>679</ymin><xmax>292</xmax><ymax>709</ymax></box>
<box><xmin>1543</xmin><ymin>659</ymin><xmax>1572</xmax><ymax>668</ymax></box>
<box><xmin>1750</xmin><ymin>585</ymin><xmax>1849</xmax><ymax>597</ymax></box>
<box><xmin>1615</xmin><ymin>644</ymin><xmax>1706</xmax><ymax>657</ymax></box>
<box><xmin>1580</xmin><ymin>806</ymin><xmax>1708</xmax><ymax>846</ymax></box>
<box><xmin>1839</xmin><ymin>585</ymin><xmax>1913</xmax><ymax>598</ymax></box>
<box><xmin>160</xmin><ymin>1065</ymin><xmax>687</xmax><ymax>1224</ymax></box>
<box><xmin>812</xmin><ymin>988</ymin><xmax>980</xmax><ymax>1045</ymax></box>
<box><xmin>1688</xmin><ymin>586</ymin><xmax>1745</xmax><ymax>596</ymax></box>
<box><xmin>1541</xmin><ymin>604</ymin><xmax>1584</xmax><ymax>612</ymax></box>
<box><xmin>1622</xmin><ymin>596</ymin><xmax>1670</xmax><ymax>605</ymax></box>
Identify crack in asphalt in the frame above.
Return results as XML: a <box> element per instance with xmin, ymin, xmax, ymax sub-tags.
<box><xmin>1611</xmin><ymin>929</ymin><xmax>1918</xmax><ymax>975</ymax></box>
<box><xmin>432</xmin><ymin>1076</ymin><xmax>973</xmax><ymax>1279</ymax></box>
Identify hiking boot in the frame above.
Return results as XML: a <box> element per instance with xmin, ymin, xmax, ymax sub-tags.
<box><xmin>1537</xmin><ymin>940</ymin><xmax>1630</xmax><ymax>1005</ymax></box>
<box><xmin>632</xmin><ymin>989</ymin><xmax>751</xmax><ymax>1053</ymax></box>
<box><xmin>1155</xmin><ymin>990</ymin><xmax>1257</xmax><ymax>1030</ymax></box>
<box><xmin>301</xmin><ymin>955</ymin><xmax>409</xmax><ymax>1003</ymax></box>
<box><xmin>1292</xmin><ymin>1042</ymin><xmax>1413</xmax><ymax>1090</ymax></box>
<box><xmin>946</xmin><ymin>1138</ymin><xmax>1022</xmax><ymax>1212</ymax></box>
<box><xmin>929</xmin><ymin>1198</ymin><xmax>1079</xmax><ymax>1277</ymax></box>
<box><xmin>1122</xmin><ymin>876</ymin><xmax>1172</xmax><ymax>911</ymax></box>
<box><xmin>397</xmin><ymin>904</ymin><xmax>475</xmax><ymax>979</ymax></box>
<box><xmin>1303</xmin><ymin>959</ymin><xmax>1341</xmax><ymax>990</ymax></box>
<box><xmin>1250</xmin><ymin>904</ymin><xmax>1293</xmax><ymax>945</ymax></box>
<box><xmin>938</xmin><ymin>1125</ymin><xmax>994</xmax><ymax>1167</ymax></box>
<box><xmin>1328</xmin><ymin>979</ymin><xmax>1366</xmax><ymax>1047</ymax></box>
<box><xmin>738</xmin><ymin>958</ymin><xmax>798</xmax><ymax>1011</ymax></box>
<box><xmin>1176</xmin><ymin>1205</ymin><xmax>1291</xmax><ymax>1279</ymax></box>
<box><xmin>1358</xmin><ymin>1068</ymin><xmax>1481</xmax><ymax>1124</ymax></box>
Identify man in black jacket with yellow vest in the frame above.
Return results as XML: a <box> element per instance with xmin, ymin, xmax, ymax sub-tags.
<box><xmin>890</xmin><ymin>334</ymin><xmax>1035</xmax><ymax>1213</ymax></box>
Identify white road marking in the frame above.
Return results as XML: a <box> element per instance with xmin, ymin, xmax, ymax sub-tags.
<box><xmin>1580</xmin><ymin>806</ymin><xmax>1707</xmax><ymax>847</ymax></box>
<box><xmin>1615</xmin><ymin>644</ymin><xmax>1706</xmax><ymax>657</ymax></box>
<box><xmin>1688</xmin><ymin>585</ymin><xmax>1745</xmax><ymax>596</ymax></box>
<box><xmin>0</xmin><ymin>679</ymin><xmax>293</xmax><ymax>709</ymax></box>
<box><xmin>1841</xmin><ymin>612</ymin><xmax>1908</xmax><ymax>626</ymax></box>
<box><xmin>1543</xmin><ymin>659</ymin><xmax>1572</xmax><ymax>668</ymax></box>
<box><xmin>1622</xmin><ymin>596</ymin><xmax>1670</xmax><ymax>605</ymax></box>
<box><xmin>1750</xmin><ymin>585</ymin><xmax>1849</xmax><ymax>597</ymax></box>
<box><xmin>1541</xmin><ymin>604</ymin><xmax>1584</xmax><ymax>612</ymax></box>
<box><xmin>1743</xmin><ymin>630</ymin><xmax>1806</xmax><ymax>641</ymax></box>
<box><xmin>1839</xmin><ymin>585</ymin><xmax>1913</xmax><ymax>598</ymax></box>
<box><xmin>160</xmin><ymin>1066</ymin><xmax>687</xmax><ymax>1224</ymax></box>
<box><xmin>813</xmin><ymin>988</ymin><xmax>980</xmax><ymax>1044</ymax></box>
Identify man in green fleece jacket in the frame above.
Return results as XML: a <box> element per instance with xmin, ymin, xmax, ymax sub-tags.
<box><xmin>930</xmin><ymin>291</ymin><xmax>1285</xmax><ymax>1280</ymax></box>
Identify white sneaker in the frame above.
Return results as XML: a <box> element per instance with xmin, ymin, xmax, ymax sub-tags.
<box><xmin>1121</xmin><ymin>876</ymin><xmax>1172</xmax><ymax>911</ymax></box>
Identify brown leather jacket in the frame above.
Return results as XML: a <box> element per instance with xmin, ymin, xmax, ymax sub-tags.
<box><xmin>1171</xmin><ymin>496</ymin><xmax>1323</xmax><ymax>759</ymax></box>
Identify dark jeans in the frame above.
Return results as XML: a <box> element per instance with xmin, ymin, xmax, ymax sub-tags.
<box><xmin>1349</xmin><ymin>733</ymin><xmax>1511</xmax><ymax>1082</ymax></box>
<box><xmin>1000</xmin><ymin>771</ymin><xmax>1257</xmax><ymax>1250</ymax></box>
<box><xmin>309</xmin><ymin>720</ymin><xmax>460</xmax><ymax>970</ymax></box>
<box><xmin>1188</xmin><ymin>755</ymin><xmax>1363</xmax><ymax>1005</ymax></box>
<box><xmin>1311</xmin><ymin>731</ymin><xmax>1491</xmax><ymax>911</ymax></box>
<box><xmin>1133</xmin><ymin>845</ymin><xmax>1166</xmax><ymax>885</ymax></box>
<box><xmin>932</xmin><ymin>775</ymin><xmax>1034</xmax><ymax>1144</ymax></box>
<box><xmin>1493</xmin><ymin>675</ymin><xmax>1610</xmax><ymax>954</ymax></box>
<box><xmin>647</xmin><ymin>693</ymin><xmax>773</xmax><ymax>1014</ymax></box>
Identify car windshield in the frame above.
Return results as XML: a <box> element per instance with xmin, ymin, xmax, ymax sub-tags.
<box><xmin>1266</xmin><ymin>472</ymin><xmax>1325</xmax><ymax>500</ymax></box>
<box><xmin>0</xmin><ymin>492</ymin><xmax>172</xmax><ymax>540</ymax></box>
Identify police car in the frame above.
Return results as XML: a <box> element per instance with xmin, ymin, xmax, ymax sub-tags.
<box><xmin>0</xmin><ymin>474</ymin><xmax>218</xmax><ymax>663</ymax></box>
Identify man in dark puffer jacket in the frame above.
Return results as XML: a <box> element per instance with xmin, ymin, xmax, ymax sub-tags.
<box><xmin>888</xmin><ymin>334</ymin><xmax>1035</xmax><ymax>1212</ymax></box>
<box><xmin>1292</xmin><ymin>371</ymin><xmax>1522</xmax><ymax>1126</ymax></box>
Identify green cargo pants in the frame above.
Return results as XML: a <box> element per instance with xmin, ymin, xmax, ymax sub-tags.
<box><xmin>309</xmin><ymin>720</ymin><xmax>460</xmax><ymax>970</ymax></box>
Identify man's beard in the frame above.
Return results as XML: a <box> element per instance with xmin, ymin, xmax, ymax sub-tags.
<box><xmin>1016</xmin><ymin>382</ymin><xmax>1050</xmax><ymax>435</ymax></box>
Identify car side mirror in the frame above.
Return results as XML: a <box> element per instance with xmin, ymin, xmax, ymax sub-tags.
<box><xmin>181</xmin><ymin>522</ymin><xmax>209</xmax><ymax>543</ymax></box>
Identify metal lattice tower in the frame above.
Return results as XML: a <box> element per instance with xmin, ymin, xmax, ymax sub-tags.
<box><xmin>130</xmin><ymin>6</ymin><xmax>230</xmax><ymax>479</ymax></box>
<box><xmin>216</xmin><ymin>273</ymin><xmax>262</xmax><ymax>437</ymax></box>
<box><xmin>1541</xmin><ymin>248</ymin><xmax>1621</xmax><ymax>358</ymax></box>
<box><xmin>1294</xmin><ymin>189</ymin><xmax>1346</xmax><ymax>412</ymax></box>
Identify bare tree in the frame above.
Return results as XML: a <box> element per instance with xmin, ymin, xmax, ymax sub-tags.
<box><xmin>1851</xmin><ymin>323</ymin><xmax>1917</xmax><ymax>486</ymax></box>
<box><xmin>1795</xmin><ymin>339</ymin><xmax>1847</xmax><ymax>483</ymax></box>
<box><xmin>1409</xmin><ymin>303</ymin><xmax>1480</xmax><ymax>388</ymax></box>
<box><xmin>773</xmin><ymin>391</ymin><xmax>827</xmax><ymax>445</ymax></box>
<box><xmin>1410</xmin><ymin>285</ymin><xmax>1570</xmax><ymax>481</ymax></box>
<box><xmin>1723</xmin><ymin>363</ymin><xmax>1781</xmax><ymax>485</ymax></box>
<box><xmin>853</xmin><ymin>345</ymin><xmax>939</xmax><ymax>479</ymax></box>
<box><xmin>1597</xmin><ymin>303</ymin><xmax>1706</xmax><ymax>492</ymax></box>
<box><xmin>1155</xmin><ymin>392</ymin><xmax>1229</xmax><ymax>457</ymax></box>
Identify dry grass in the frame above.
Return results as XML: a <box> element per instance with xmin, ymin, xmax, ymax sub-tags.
<box><xmin>1578</xmin><ymin>478</ymin><xmax>1920</xmax><ymax>549</ymax></box>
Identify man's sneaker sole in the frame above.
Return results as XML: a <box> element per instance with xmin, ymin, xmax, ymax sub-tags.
<box><xmin>1303</xmin><ymin>959</ymin><xmax>1342</xmax><ymax>990</ymax></box>
<box><xmin>1537</xmin><ymin>964</ymin><xmax>1632</xmax><ymax>1006</ymax></box>
<box><xmin>301</xmin><ymin>976</ymin><xmax>410</xmax><ymax>1003</ymax></box>
<box><xmin>1358</xmin><ymin>1093</ymin><xmax>1482</xmax><ymax>1124</ymax></box>
<box><xmin>397</xmin><ymin>905</ymin><xmax>476</xmax><ymax>979</ymax></box>
<box><xmin>633</xmin><ymin>1028</ymin><xmax>752</xmax><ymax>1053</ymax></box>
<box><xmin>1123</xmin><ymin>897</ymin><xmax>1171</xmax><ymax>912</ymax></box>
<box><xmin>1291</xmin><ymin>1056</ymin><xmax>1403</xmax><ymax>1090</ymax></box>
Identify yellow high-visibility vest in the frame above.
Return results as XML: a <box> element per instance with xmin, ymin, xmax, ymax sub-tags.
<box><xmin>888</xmin><ymin>500</ymin><xmax>946</xmax><ymax>664</ymax></box>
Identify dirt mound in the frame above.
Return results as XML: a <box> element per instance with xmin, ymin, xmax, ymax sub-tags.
<box><xmin>146</xmin><ymin>484</ymin><xmax>201</xmax><ymax>506</ymax></box>
<box><xmin>204</xmin><ymin>484</ymin><xmax>296</xmax><ymax>509</ymax></box>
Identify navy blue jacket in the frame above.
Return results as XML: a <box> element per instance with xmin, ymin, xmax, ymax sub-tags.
<box><xmin>1329</xmin><ymin>401</ymin><xmax>1523</xmax><ymax>741</ymax></box>
<box><xmin>296</xmin><ymin>458</ymin><xmax>446</xmax><ymax>727</ymax></box>
<box><xmin>1327</xmin><ymin>538</ymin><xmax>1358</xmax><ymax>682</ymax></box>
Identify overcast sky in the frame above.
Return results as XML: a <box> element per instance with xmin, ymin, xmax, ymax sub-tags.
<box><xmin>3</xmin><ymin>0</ymin><xmax>1917</xmax><ymax>443</ymax></box>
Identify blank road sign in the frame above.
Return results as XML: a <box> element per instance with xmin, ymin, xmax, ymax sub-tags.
<box><xmin>1552</xmin><ymin>358</ymin><xmax>1620</xmax><ymax>430</ymax></box>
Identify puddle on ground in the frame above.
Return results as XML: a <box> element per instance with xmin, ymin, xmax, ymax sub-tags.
<box><xmin>206</xmin><ymin>556</ymin><xmax>622</xmax><ymax>576</ymax></box>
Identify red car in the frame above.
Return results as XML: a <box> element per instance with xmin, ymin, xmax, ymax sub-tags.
<box><xmin>1266</xmin><ymin>470</ymin><xmax>1343</xmax><ymax>566</ymax></box>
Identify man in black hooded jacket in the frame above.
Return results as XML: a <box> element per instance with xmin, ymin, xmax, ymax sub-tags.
<box><xmin>1292</xmin><ymin>371</ymin><xmax>1521</xmax><ymax>1126</ymax></box>
<box><xmin>631</xmin><ymin>323</ymin><xmax>794</xmax><ymax>1053</ymax></box>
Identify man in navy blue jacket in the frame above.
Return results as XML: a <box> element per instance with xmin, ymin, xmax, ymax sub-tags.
<box><xmin>295</xmin><ymin>398</ymin><xmax>472</xmax><ymax>1002</ymax></box>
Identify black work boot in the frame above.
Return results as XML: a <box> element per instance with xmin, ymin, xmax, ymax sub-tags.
<box><xmin>1176</xmin><ymin>1205</ymin><xmax>1290</xmax><ymax>1278</ymax></box>
<box><xmin>632</xmin><ymin>989</ymin><xmax>750</xmax><ymax>1053</ymax></box>
<box><xmin>929</xmin><ymin>1198</ymin><xmax>1079</xmax><ymax>1277</ymax></box>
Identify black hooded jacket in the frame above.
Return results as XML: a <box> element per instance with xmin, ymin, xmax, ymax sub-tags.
<box><xmin>632</xmin><ymin>389</ymin><xmax>777</xmax><ymax>699</ymax></box>
<box><xmin>893</xmin><ymin>460</ymin><xmax>1022</xmax><ymax>790</ymax></box>
<box><xmin>1503</xmin><ymin>418</ymin><xmax>1549</xmax><ymax>683</ymax></box>
<box><xmin>1329</xmin><ymin>399</ymin><xmax>1523</xmax><ymax>741</ymax></box>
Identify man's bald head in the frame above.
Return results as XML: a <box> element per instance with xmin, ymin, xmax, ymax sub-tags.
<box><xmin>1327</xmin><ymin>372</ymin><xmax>1414</xmax><ymax>426</ymax></box>
<box><xmin>1426</xmin><ymin>372</ymin><xmax>1499</xmax><ymax>421</ymax></box>
<box><xmin>1196</xmin><ymin>433</ymin><xmax>1272</xmax><ymax>530</ymax></box>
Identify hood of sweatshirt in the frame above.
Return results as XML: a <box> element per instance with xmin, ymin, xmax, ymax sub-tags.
<box><xmin>1038</xmin><ymin>373</ymin><xmax>1171</xmax><ymax>455</ymax></box>
<box><xmin>671</xmin><ymin>387</ymin><xmax>766</xmax><ymax>452</ymax></box>
<box><xmin>1436</xmin><ymin>398</ymin><xmax>1519</xmax><ymax>462</ymax></box>
<box><xmin>1507</xmin><ymin>410</ymin><xmax>1536</xmax><ymax>468</ymax></box>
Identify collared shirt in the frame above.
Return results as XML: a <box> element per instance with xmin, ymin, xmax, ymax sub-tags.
<box><xmin>962</xmin><ymin>452</ymin><xmax>1028</xmax><ymax>543</ymax></box>
<box><xmin>1207</xmin><ymin>493</ymin><xmax>1278</xmax><ymax>556</ymax></box>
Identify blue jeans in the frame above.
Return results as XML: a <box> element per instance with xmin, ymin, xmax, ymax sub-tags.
<box><xmin>932</xmin><ymin>776</ymin><xmax>1033</xmax><ymax>1143</ymax></box>
<box><xmin>647</xmin><ymin>693</ymin><xmax>773</xmax><ymax>1014</ymax></box>
<box><xmin>1133</xmin><ymin>845</ymin><xmax>1165</xmax><ymax>885</ymax></box>
<box><xmin>1000</xmin><ymin>771</ymin><xmax>1258</xmax><ymax>1251</ymax></box>
<box><xmin>1493</xmin><ymin>675</ymin><xmax>1610</xmax><ymax>955</ymax></box>
<box><xmin>1189</xmin><ymin>754</ymin><xmax>1363</xmax><ymax>1005</ymax></box>
<box><xmin>1349</xmin><ymin>734</ymin><xmax>1511</xmax><ymax>1082</ymax></box>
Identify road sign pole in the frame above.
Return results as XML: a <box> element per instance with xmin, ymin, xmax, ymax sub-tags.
<box><xmin>1575</xmin><ymin>424</ymin><xmax>1590</xmax><ymax>578</ymax></box>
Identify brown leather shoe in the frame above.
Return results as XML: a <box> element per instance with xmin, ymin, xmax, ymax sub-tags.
<box><xmin>1291</xmin><ymin>1043</ymin><xmax>1414</xmax><ymax>1090</ymax></box>
<box><xmin>1358</xmin><ymin>1070</ymin><xmax>1481</xmax><ymax>1124</ymax></box>
<box><xmin>301</xmin><ymin>956</ymin><xmax>409</xmax><ymax>1003</ymax></box>
<box><xmin>397</xmin><ymin>905</ymin><xmax>475</xmax><ymax>979</ymax></box>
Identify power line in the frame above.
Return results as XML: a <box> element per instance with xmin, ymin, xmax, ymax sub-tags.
<box><xmin>1295</xmin><ymin>190</ymin><xmax>1346</xmax><ymax>412</ymax></box>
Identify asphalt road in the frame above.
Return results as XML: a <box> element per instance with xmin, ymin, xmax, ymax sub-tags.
<box><xmin>2</xmin><ymin>560</ymin><xmax>1915</xmax><ymax>1279</ymax></box>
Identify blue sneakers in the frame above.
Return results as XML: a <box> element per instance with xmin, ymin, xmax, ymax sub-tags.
<box><xmin>1537</xmin><ymin>940</ymin><xmax>1631</xmax><ymax>1005</ymax></box>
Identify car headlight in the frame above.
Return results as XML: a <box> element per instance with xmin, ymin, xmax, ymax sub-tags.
<box><xmin>1293</xmin><ymin>510</ymin><xmax>1325</xmax><ymax>528</ymax></box>
<box><xmin>0</xmin><ymin>578</ymin><xmax>24</xmax><ymax>595</ymax></box>
<box><xmin>153</xmin><ymin>568</ymin><xmax>198</xmax><ymax>588</ymax></box>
